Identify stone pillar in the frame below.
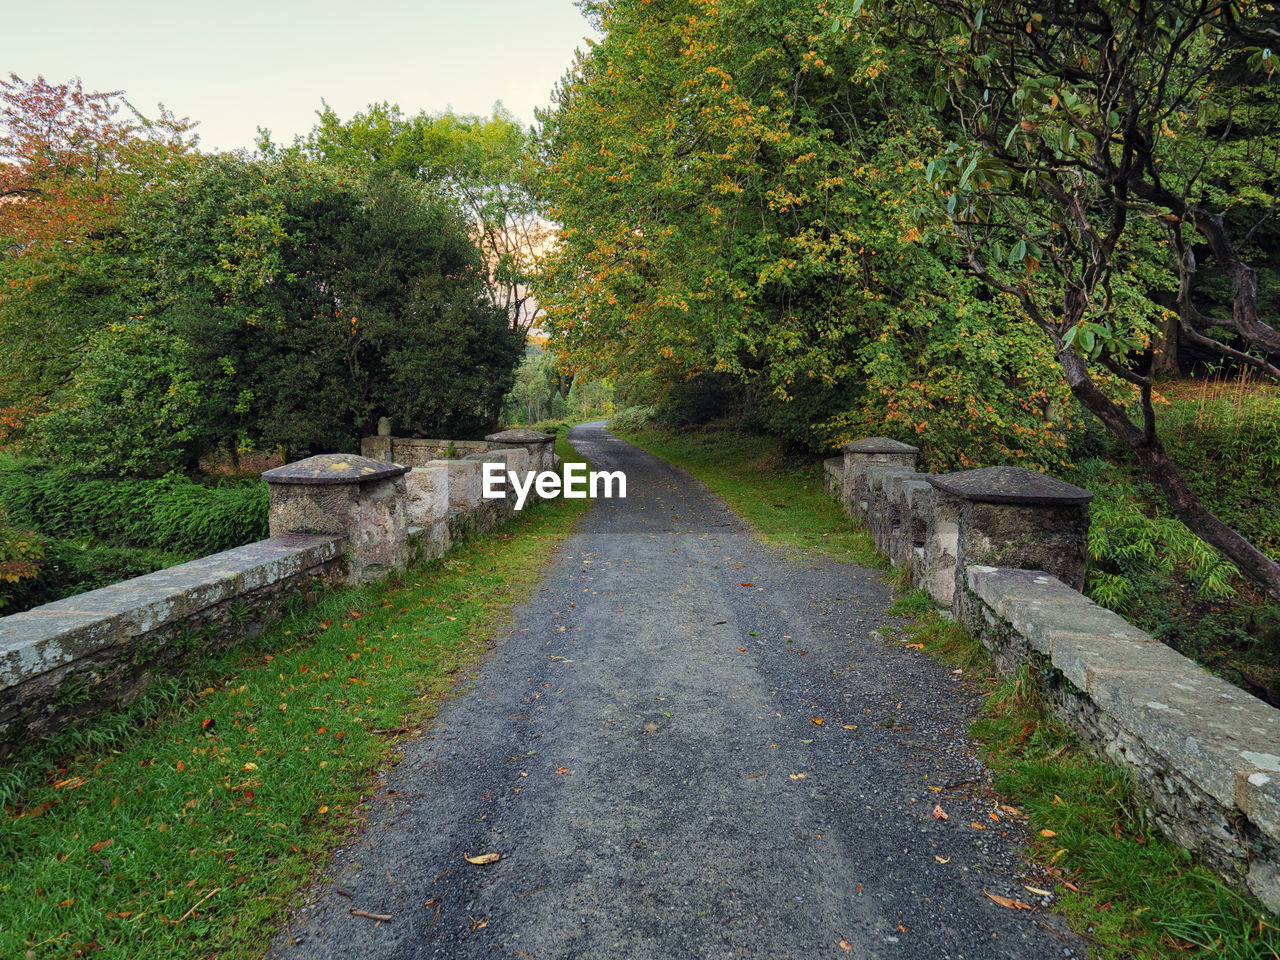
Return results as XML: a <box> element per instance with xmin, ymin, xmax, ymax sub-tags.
<box><xmin>925</xmin><ymin>465</ymin><xmax>1093</xmax><ymax>609</ymax></box>
<box><xmin>485</xmin><ymin>428</ymin><xmax>556</xmax><ymax>474</ymax></box>
<box><xmin>361</xmin><ymin>420</ymin><xmax>394</xmax><ymax>461</ymax></box>
<box><xmin>263</xmin><ymin>454</ymin><xmax>409</xmax><ymax>585</ymax></box>
<box><xmin>842</xmin><ymin>437</ymin><xmax>920</xmax><ymax>515</ymax></box>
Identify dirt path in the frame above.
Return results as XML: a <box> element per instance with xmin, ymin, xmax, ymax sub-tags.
<box><xmin>271</xmin><ymin>422</ymin><xmax>1084</xmax><ymax>959</ymax></box>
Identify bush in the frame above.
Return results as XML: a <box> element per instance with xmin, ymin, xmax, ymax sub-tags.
<box><xmin>33</xmin><ymin>320</ymin><xmax>208</xmax><ymax>476</ymax></box>
<box><xmin>0</xmin><ymin>461</ymin><xmax>267</xmax><ymax>557</ymax></box>
<box><xmin>608</xmin><ymin>405</ymin><xmax>659</xmax><ymax>432</ymax></box>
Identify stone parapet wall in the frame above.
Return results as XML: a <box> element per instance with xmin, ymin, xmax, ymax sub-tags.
<box><xmin>0</xmin><ymin>534</ymin><xmax>344</xmax><ymax>760</ymax></box>
<box><xmin>361</xmin><ymin>436</ymin><xmax>490</xmax><ymax>466</ymax></box>
<box><xmin>828</xmin><ymin>437</ymin><xmax>1280</xmax><ymax>912</ymax></box>
<box><xmin>1</xmin><ymin>435</ymin><xmax>558</xmax><ymax>761</ymax></box>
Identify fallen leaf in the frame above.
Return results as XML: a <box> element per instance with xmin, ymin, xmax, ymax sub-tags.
<box><xmin>970</xmin><ymin>822</ymin><xmax>987</xmax><ymax>831</ymax></box>
<box><xmin>241</xmin><ymin>762</ymin><xmax>258</xmax><ymax>771</ymax></box>
<box><xmin>317</xmin><ymin>806</ymin><xmax>329</xmax><ymax>815</ymax></box>
<box><xmin>932</xmin><ymin>804</ymin><xmax>949</xmax><ymax>820</ymax></box>
<box><xmin>470</xmin><ymin>915</ymin><xmax>489</xmax><ymax>931</ymax></box>
<box><xmin>1052</xmin><ymin>794</ymin><xmax>1062</xmax><ymax>804</ymax></box>
<box><xmin>989</xmin><ymin>812</ymin><xmax>1000</xmax><ymax>822</ymax></box>
<box><xmin>739</xmin><ymin>583</ymin><xmax>754</xmax><ymax>587</ymax></box>
<box><xmin>935</xmin><ymin>855</ymin><xmax>951</xmax><ymax>864</ymax></box>
<box><xmin>983</xmin><ymin>889</ymin><xmax>1033</xmax><ymax>910</ymax></box>
<box><xmin>841</xmin><ymin>724</ymin><xmax>857</xmax><ymax>730</ymax></box>
<box><xmin>555</xmin><ymin>767</ymin><xmax>571</xmax><ymax>775</ymax></box>
<box><xmin>90</xmin><ymin>839</ymin><xmax>112</xmax><ymax>853</ymax></box>
<box><xmin>176</xmin><ymin>760</ymin><xmax>185</xmax><ymax>772</ymax></box>
<box><xmin>839</xmin><ymin>940</ymin><xmax>853</xmax><ymax>951</ymax></box>
<box><xmin>789</xmin><ymin>773</ymin><xmax>806</xmax><ymax>780</ymax></box>
<box><xmin>810</xmin><ymin>717</ymin><xmax>824</xmax><ymax>726</ymax></box>
<box><xmin>350</xmin><ymin>908</ymin><xmax>392</xmax><ymax>921</ymax></box>
<box><xmin>736</xmin><ymin>648</ymin><xmax>747</xmax><ymax>653</ymax></box>
<box><xmin>1039</xmin><ymin>829</ymin><xmax>1057</xmax><ymax>838</ymax></box>
<box><xmin>999</xmin><ymin>804</ymin><xmax>1023</xmax><ymax>816</ymax></box>
<box><xmin>464</xmin><ymin>852</ymin><xmax>501</xmax><ymax>865</ymax></box>
<box><xmin>1024</xmin><ymin>885</ymin><xmax>1052</xmax><ymax>897</ymax></box>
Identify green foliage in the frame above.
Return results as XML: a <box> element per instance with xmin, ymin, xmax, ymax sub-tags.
<box><xmin>535</xmin><ymin>0</ymin><xmax>1082</xmax><ymax>463</ymax></box>
<box><xmin>0</xmin><ymin>507</ymin><xmax>43</xmax><ymax>610</ymax></box>
<box><xmin>34</xmin><ymin>319</ymin><xmax>209</xmax><ymax>475</ymax></box>
<box><xmin>0</xmin><ymin>539</ymin><xmax>183</xmax><ymax>616</ymax></box>
<box><xmin>132</xmin><ymin>157</ymin><xmax>521</xmax><ymax>455</ymax></box>
<box><xmin>0</xmin><ymin>459</ymin><xmax>267</xmax><ymax>558</ymax></box>
<box><xmin>608</xmin><ymin>405</ymin><xmax>659</xmax><ymax>432</ymax></box>
<box><xmin>276</xmin><ymin>101</ymin><xmax>547</xmax><ymax>335</ymax></box>
<box><xmin>1072</xmin><ymin>459</ymin><xmax>1238</xmax><ymax>615</ymax></box>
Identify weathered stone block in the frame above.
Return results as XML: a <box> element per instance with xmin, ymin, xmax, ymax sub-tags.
<box><xmin>264</xmin><ymin>453</ymin><xmax>408</xmax><ymax>584</ymax></box>
<box><xmin>434</xmin><ymin>458</ymin><xmax>482</xmax><ymax>512</ymax></box>
<box><xmin>406</xmin><ymin>466</ymin><xmax>449</xmax><ymax>526</ymax></box>
<box><xmin>922</xmin><ymin>489</ymin><xmax>961</xmax><ymax>606</ymax></box>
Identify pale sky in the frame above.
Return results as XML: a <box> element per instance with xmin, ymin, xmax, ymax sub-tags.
<box><xmin>2</xmin><ymin>0</ymin><xmax>598</xmax><ymax>152</ymax></box>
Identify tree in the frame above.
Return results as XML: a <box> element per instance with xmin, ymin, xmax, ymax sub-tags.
<box><xmin>535</xmin><ymin>0</ymin><xmax>1078</xmax><ymax>463</ymax></box>
<box><xmin>0</xmin><ymin>73</ymin><xmax>194</xmax><ymax>423</ymax></box>
<box><xmin>266</xmin><ymin>102</ymin><xmax>550</xmax><ymax>337</ymax></box>
<box><xmin>24</xmin><ymin>154</ymin><xmax>522</xmax><ymax>471</ymax></box>
<box><xmin>868</xmin><ymin>0</ymin><xmax>1280</xmax><ymax>598</ymax></box>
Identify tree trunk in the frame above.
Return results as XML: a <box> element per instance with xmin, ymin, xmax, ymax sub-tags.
<box><xmin>1059</xmin><ymin>350</ymin><xmax>1280</xmax><ymax>602</ymax></box>
<box><xmin>1149</xmin><ymin>310</ymin><xmax>1180</xmax><ymax>380</ymax></box>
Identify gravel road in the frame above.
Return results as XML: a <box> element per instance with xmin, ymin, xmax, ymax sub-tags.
<box><xmin>271</xmin><ymin>421</ymin><xmax>1085</xmax><ymax>960</ymax></box>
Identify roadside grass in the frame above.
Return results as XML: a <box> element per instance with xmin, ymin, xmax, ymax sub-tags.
<box><xmin>0</xmin><ymin>434</ymin><xmax>590</xmax><ymax>960</ymax></box>
<box><xmin>614</xmin><ymin>426</ymin><xmax>884</xmax><ymax>566</ymax></box>
<box><xmin>888</xmin><ymin>594</ymin><xmax>1279</xmax><ymax>959</ymax></box>
<box><xmin>622</xmin><ymin>426</ymin><xmax>1278</xmax><ymax>958</ymax></box>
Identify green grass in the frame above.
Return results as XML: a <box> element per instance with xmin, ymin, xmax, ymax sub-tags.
<box><xmin>615</xmin><ymin>426</ymin><xmax>884</xmax><ymax>566</ymax></box>
<box><xmin>889</xmin><ymin>595</ymin><xmax>1279</xmax><ymax>959</ymax></box>
<box><xmin>0</xmin><ymin>434</ymin><xmax>591</xmax><ymax>960</ymax></box>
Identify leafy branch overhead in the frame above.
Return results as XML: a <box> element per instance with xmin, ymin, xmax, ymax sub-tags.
<box><xmin>860</xmin><ymin>0</ymin><xmax>1280</xmax><ymax>598</ymax></box>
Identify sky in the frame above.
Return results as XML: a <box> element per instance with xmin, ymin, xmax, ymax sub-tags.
<box><xmin>2</xmin><ymin>0</ymin><xmax>599</xmax><ymax>152</ymax></box>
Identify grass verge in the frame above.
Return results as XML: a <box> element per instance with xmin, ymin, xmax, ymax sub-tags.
<box><xmin>622</xmin><ymin>425</ymin><xmax>1278</xmax><ymax>959</ymax></box>
<box><xmin>614</xmin><ymin>426</ymin><xmax>884</xmax><ymax>566</ymax></box>
<box><xmin>0</xmin><ymin>434</ymin><xmax>590</xmax><ymax>960</ymax></box>
<box><xmin>887</xmin><ymin>592</ymin><xmax>1279</xmax><ymax>959</ymax></box>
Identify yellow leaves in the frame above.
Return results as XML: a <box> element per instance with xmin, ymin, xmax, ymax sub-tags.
<box><xmin>464</xmin><ymin>852</ymin><xmax>501</xmax><ymax>865</ymax></box>
<box><xmin>317</xmin><ymin>805</ymin><xmax>329</xmax><ymax>815</ymax></box>
<box><xmin>984</xmin><ymin>889</ymin><xmax>1034</xmax><ymax>910</ymax></box>
<box><xmin>1039</xmin><ymin>828</ymin><xmax>1057</xmax><ymax>838</ymax></box>
<box><xmin>54</xmin><ymin>777</ymin><xmax>87</xmax><ymax>790</ymax></box>
<box><xmin>934</xmin><ymin>855</ymin><xmax>950</xmax><ymax>864</ymax></box>
<box><xmin>240</xmin><ymin>762</ymin><xmax>258</xmax><ymax>771</ymax></box>
<box><xmin>810</xmin><ymin>717</ymin><xmax>824</xmax><ymax>726</ymax></box>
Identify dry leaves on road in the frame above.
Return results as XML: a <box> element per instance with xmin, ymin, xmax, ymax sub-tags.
<box><xmin>984</xmin><ymin>889</ymin><xmax>1034</xmax><ymax>910</ymax></box>
<box><xmin>464</xmin><ymin>852</ymin><xmax>501</xmax><ymax>865</ymax></box>
<box><xmin>932</xmin><ymin>804</ymin><xmax>949</xmax><ymax>820</ymax></box>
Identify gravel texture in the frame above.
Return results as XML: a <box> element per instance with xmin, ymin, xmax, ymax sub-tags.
<box><xmin>270</xmin><ymin>422</ymin><xmax>1086</xmax><ymax>959</ymax></box>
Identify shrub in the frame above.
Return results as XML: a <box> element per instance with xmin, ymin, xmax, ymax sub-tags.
<box><xmin>0</xmin><ymin>461</ymin><xmax>267</xmax><ymax>557</ymax></box>
<box><xmin>608</xmin><ymin>405</ymin><xmax>659</xmax><ymax>432</ymax></box>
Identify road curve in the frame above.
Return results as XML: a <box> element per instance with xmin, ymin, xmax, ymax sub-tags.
<box><xmin>271</xmin><ymin>421</ymin><xmax>1084</xmax><ymax>960</ymax></box>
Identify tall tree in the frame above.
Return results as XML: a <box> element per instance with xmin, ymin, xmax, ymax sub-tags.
<box><xmin>265</xmin><ymin>102</ymin><xmax>549</xmax><ymax>337</ymax></box>
<box><xmin>867</xmin><ymin>0</ymin><xmax>1280</xmax><ymax>598</ymax></box>
<box><xmin>535</xmin><ymin>0</ymin><xmax>1080</xmax><ymax>463</ymax></box>
<box><xmin>0</xmin><ymin>74</ymin><xmax>193</xmax><ymax>428</ymax></box>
